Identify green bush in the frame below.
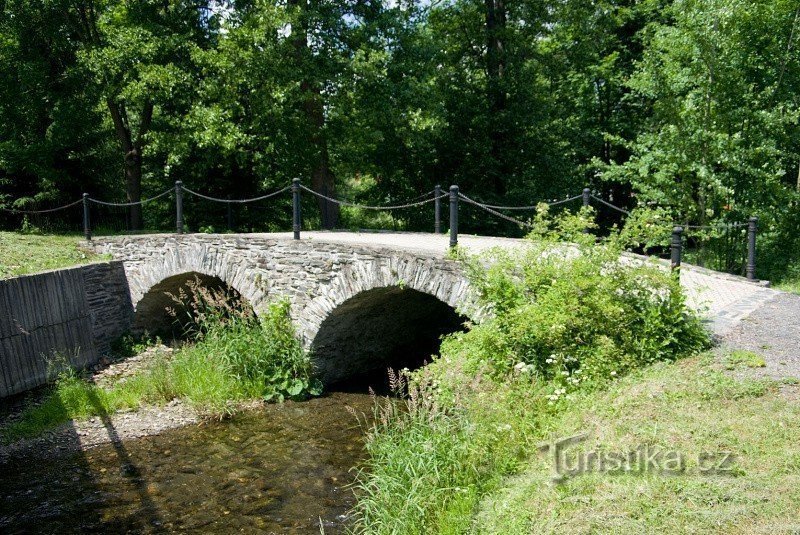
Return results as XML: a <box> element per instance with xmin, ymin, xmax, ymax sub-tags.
<box><xmin>194</xmin><ymin>299</ymin><xmax>322</xmax><ymax>403</ymax></box>
<box><xmin>455</xmin><ymin>206</ymin><xmax>709</xmax><ymax>395</ymax></box>
<box><xmin>167</xmin><ymin>279</ymin><xmax>322</xmax><ymax>403</ymax></box>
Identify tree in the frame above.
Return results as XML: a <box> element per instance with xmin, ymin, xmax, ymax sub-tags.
<box><xmin>68</xmin><ymin>1</ymin><xmax>205</xmax><ymax>229</ymax></box>
<box><xmin>604</xmin><ymin>0</ymin><xmax>800</xmax><ymax>226</ymax></box>
<box><xmin>0</xmin><ymin>0</ymin><xmax>109</xmax><ymax>210</ymax></box>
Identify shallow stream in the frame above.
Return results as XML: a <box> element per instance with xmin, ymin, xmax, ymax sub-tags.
<box><xmin>0</xmin><ymin>392</ymin><xmax>374</xmax><ymax>534</ymax></box>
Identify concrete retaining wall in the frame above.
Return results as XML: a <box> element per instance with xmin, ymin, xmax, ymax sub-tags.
<box><xmin>0</xmin><ymin>262</ymin><xmax>133</xmax><ymax>397</ymax></box>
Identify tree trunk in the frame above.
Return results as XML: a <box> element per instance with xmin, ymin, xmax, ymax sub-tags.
<box><xmin>289</xmin><ymin>0</ymin><xmax>339</xmax><ymax>229</ymax></box>
<box><xmin>107</xmin><ymin>99</ymin><xmax>151</xmax><ymax>231</ymax></box>
<box><xmin>124</xmin><ymin>147</ymin><xmax>143</xmax><ymax>230</ymax></box>
<box><xmin>485</xmin><ymin>0</ymin><xmax>508</xmax><ymax>195</ymax></box>
<box><xmin>303</xmin><ymin>82</ymin><xmax>339</xmax><ymax>229</ymax></box>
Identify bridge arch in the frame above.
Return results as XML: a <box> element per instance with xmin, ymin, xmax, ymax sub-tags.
<box><xmin>121</xmin><ymin>241</ymin><xmax>268</xmax><ymax>337</ymax></box>
<box><xmin>309</xmin><ymin>286</ymin><xmax>467</xmax><ymax>385</ymax></box>
<box><xmin>295</xmin><ymin>256</ymin><xmax>479</xmax><ymax>385</ymax></box>
<box><xmin>132</xmin><ymin>271</ymin><xmax>254</xmax><ymax>338</ymax></box>
<box><xmin>122</xmin><ymin>240</ymin><xmax>267</xmax><ymax>313</ymax></box>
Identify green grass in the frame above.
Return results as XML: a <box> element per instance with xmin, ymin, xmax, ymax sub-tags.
<box><xmin>724</xmin><ymin>349</ymin><xmax>767</xmax><ymax>369</ymax></box>
<box><xmin>472</xmin><ymin>356</ymin><xmax>800</xmax><ymax>534</ymax></box>
<box><xmin>0</xmin><ymin>231</ymin><xmax>107</xmax><ymax>278</ymax></box>
<box><xmin>769</xmin><ymin>259</ymin><xmax>800</xmax><ymax>294</ymax></box>
<box><xmin>775</xmin><ymin>277</ymin><xmax>800</xmax><ymax>295</ymax></box>
<box><xmin>353</xmin><ymin>355</ymin><xmax>800</xmax><ymax>534</ymax></box>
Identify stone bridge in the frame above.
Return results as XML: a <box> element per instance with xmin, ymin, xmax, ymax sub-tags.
<box><xmin>89</xmin><ymin>232</ymin><xmax>483</xmax><ymax>383</ymax></box>
<box><xmin>88</xmin><ymin>231</ymin><xmax>779</xmax><ymax>384</ymax></box>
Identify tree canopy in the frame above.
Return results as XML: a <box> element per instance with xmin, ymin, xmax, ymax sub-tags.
<box><xmin>1</xmin><ymin>0</ymin><xmax>798</xmax><ymax>259</ymax></box>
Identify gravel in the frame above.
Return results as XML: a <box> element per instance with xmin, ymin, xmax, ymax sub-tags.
<box><xmin>718</xmin><ymin>292</ymin><xmax>800</xmax><ymax>382</ymax></box>
<box><xmin>0</xmin><ymin>345</ymin><xmax>199</xmax><ymax>465</ymax></box>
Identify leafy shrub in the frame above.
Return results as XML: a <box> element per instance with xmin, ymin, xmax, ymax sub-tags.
<box><xmin>168</xmin><ymin>279</ymin><xmax>322</xmax><ymax>403</ymax></box>
<box><xmin>456</xmin><ymin>207</ymin><xmax>709</xmax><ymax>396</ymax></box>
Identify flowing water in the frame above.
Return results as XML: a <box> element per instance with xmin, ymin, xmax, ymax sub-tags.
<box><xmin>0</xmin><ymin>392</ymin><xmax>374</xmax><ymax>534</ymax></box>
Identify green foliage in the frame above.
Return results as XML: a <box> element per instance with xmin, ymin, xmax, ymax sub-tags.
<box><xmin>109</xmin><ymin>332</ymin><xmax>161</xmax><ymax>359</ymax></box>
<box><xmin>603</xmin><ymin>0</ymin><xmax>800</xmax><ymax>226</ymax></box>
<box><xmin>617</xmin><ymin>206</ymin><xmax>674</xmax><ymax>252</ymax></box>
<box><xmin>724</xmin><ymin>349</ymin><xmax>767</xmax><ymax>370</ymax></box>
<box><xmin>352</xmin><ymin>370</ymin><xmax>553</xmax><ymax>535</ymax></box>
<box><xmin>195</xmin><ymin>298</ymin><xmax>323</xmax><ymax>403</ymax></box>
<box><xmin>457</xmin><ymin>210</ymin><xmax>709</xmax><ymax>391</ymax></box>
<box><xmin>352</xmin><ymin>214</ymin><xmax>711</xmax><ymax>533</ymax></box>
<box><xmin>0</xmin><ymin>232</ymin><xmax>107</xmax><ymax>278</ymax></box>
<box><xmin>1</xmin><ymin>368</ymin><xmax>114</xmax><ymax>442</ymax></box>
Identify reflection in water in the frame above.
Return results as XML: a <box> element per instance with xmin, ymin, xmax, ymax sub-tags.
<box><xmin>0</xmin><ymin>392</ymin><xmax>373</xmax><ymax>534</ymax></box>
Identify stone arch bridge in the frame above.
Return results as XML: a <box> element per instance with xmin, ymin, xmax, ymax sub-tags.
<box><xmin>86</xmin><ymin>231</ymin><xmax>776</xmax><ymax>384</ymax></box>
<box><xmin>89</xmin><ymin>232</ymin><xmax>487</xmax><ymax>383</ymax></box>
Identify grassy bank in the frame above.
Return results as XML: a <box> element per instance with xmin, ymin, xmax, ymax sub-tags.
<box><xmin>353</xmin><ymin>209</ymin><xmax>754</xmax><ymax>533</ymax></box>
<box><xmin>2</xmin><ymin>295</ymin><xmax>320</xmax><ymax>442</ymax></box>
<box><xmin>355</xmin><ymin>354</ymin><xmax>800</xmax><ymax>534</ymax></box>
<box><xmin>475</xmin><ymin>355</ymin><xmax>799</xmax><ymax>534</ymax></box>
<box><xmin>0</xmin><ymin>231</ymin><xmax>106</xmax><ymax>278</ymax></box>
<box><xmin>774</xmin><ymin>275</ymin><xmax>800</xmax><ymax>295</ymax></box>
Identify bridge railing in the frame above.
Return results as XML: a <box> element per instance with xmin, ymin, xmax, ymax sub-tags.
<box><xmin>0</xmin><ymin>181</ymin><xmax>760</xmax><ymax>281</ymax></box>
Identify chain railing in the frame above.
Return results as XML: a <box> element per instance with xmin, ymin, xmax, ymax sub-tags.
<box><xmin>0</xmin><ymin>181</ymin><xmax>762</xmax><ymax>280</ymax></box>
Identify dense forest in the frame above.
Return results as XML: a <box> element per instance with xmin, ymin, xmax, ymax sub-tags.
<box><xmin>1</xmin><ymin>0</ymin><xmax>799</xmax><ymax>276</ymax></box>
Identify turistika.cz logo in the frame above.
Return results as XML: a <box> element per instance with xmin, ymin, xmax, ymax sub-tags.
<box><xmin>538</xmin><ymin>433</ymin><xmax>737</xmax><ymax>483</ymax></box>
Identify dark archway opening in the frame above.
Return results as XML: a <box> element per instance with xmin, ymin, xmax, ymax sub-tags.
<box><xmin>133</xmin><ymin>272</ymin><xmax>247</xmax><ymax>340</ymax></box>
<box><xmin>311</xmin><ymin>287</ymin><xmax>468</xmax><ymax>392</ymax></box>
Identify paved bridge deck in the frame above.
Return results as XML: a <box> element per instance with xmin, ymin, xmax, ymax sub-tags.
<box><xmin>241</xmin><ymin>231</ymin><xmax>779</xmax><ymax>336</ymax></box>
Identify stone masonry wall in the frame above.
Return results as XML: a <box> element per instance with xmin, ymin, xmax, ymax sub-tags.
<box><xmin>0</xmin><ymin>262</ymin><xmax>133</xmax><ymax>397</ymax></box>
<box><xmin>88</xmin><ymin>234</ymin><xmax>478</xmax><ymax>360</ymax></box>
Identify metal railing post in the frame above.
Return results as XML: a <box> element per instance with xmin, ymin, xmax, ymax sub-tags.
<box><xmin>434</xmin><ymin>184</ymin><xmax>442</xmax><ymax>234</ymax></box>
<box><xmin>82</xmin><ymin>193</ymin><xmax>91</xmax><ymax>241</ymax></box>
<box><xmin>227</xmin><ymin>195</ymin><xmax>233</xmax><ymax>232</ymax></box>
<box><xmin>747</xmin><ymin>216</ymin><xmax>758</xmax><ymax>280</ymax></box>
<box><xmin>292</xmin><ymin>178</ymin><xmax>301</xmax><ymax>240</ymax></box>
<box><xmin>175</xmin><ymin>180</ymin><xmax>183</xmax><ymax>234</ymax></box>
<box><xmin>449</xmin><ymin>185</ymin><xmax>459</xmax><ymax>248</ymax></box>
<box><xmin>671</xmin><ymin>226</ymin><xmax>683</xmax><ymax>273</ymax></box>
<box><xmin>582</xmin><ymin>187</ymin><xmax>591</xmax><ymax>233</ymax></box>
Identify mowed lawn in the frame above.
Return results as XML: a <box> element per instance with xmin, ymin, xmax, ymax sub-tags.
<box><xmin>471</xmin><ymin>356</ymin><xmax>800</xmax><ymax>534</ymax></box>
<box><xmin>0</xmin><ymin>232</ymin><xmax>107</xmax><ymax>278</ymax></box>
